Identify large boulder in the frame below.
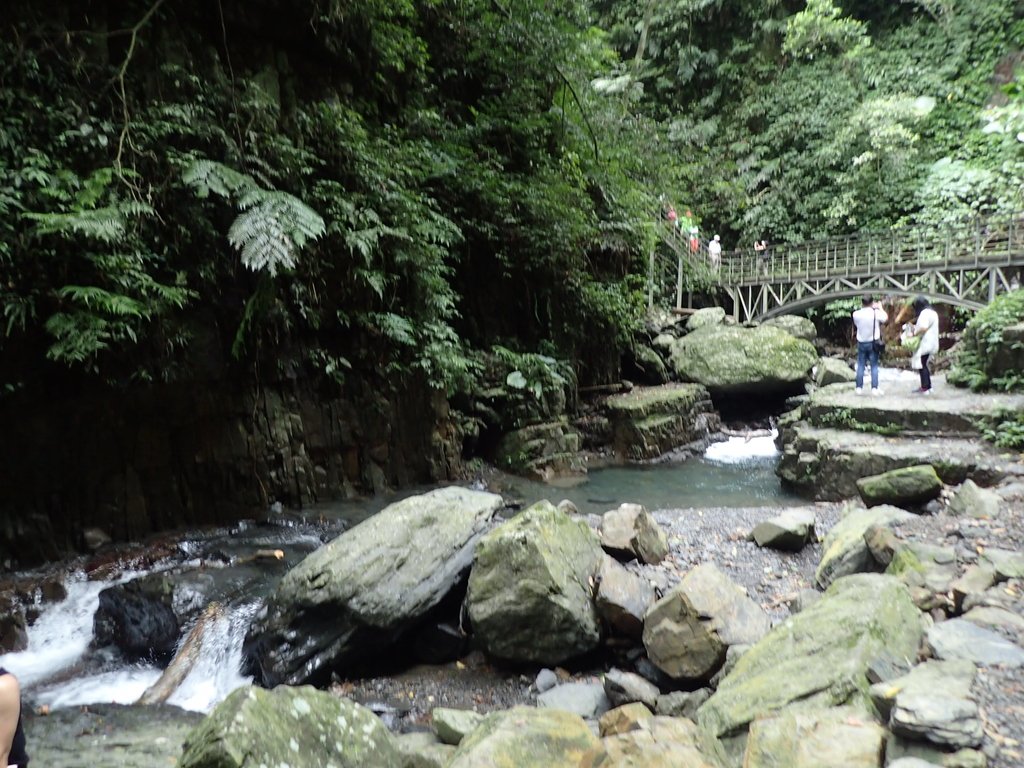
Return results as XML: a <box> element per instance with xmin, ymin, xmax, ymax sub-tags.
<box><xmin>856</xmin><ymin>465</ymin><xmax>943</xmax><ymax>508</ymax></box>
<box><xmin>494</xmin><ymin>420</ymin><xmax>585</xmax><ymax>481</ymax></box>
<box><xmin>466</xmin><ymin>501</ymin><xmax>604</xmax><ymax>665</ymax></box>
<box><xmin>643</xmin><ymin>564</ymin><xmax>770</xmax><ymax>682</ymax></box>
<box><xmin>448</xmin><ymin>707</ymin><xmax>598</xmax><ymax>768</ymax></box>
<box><xmin>244</xmin><ymin>487</ymin><xmax>503</xmax><ymax>685</ymax></box>
<box><xmin>698</xmin><ymin>574</ymin><xmax>924</xmax><ymax>752</ymax></box>
<box><xmin>686</xmin><ymin>307</ymin><xmax>727</xmax><ymax>331</ymax></box>
<box><xmin>604</xmin><ymin>384</ymin><xmax>719</xmax><ymax>461</ymax></box>
<box><xmin>179</xmin><ymin>686</ymin><xmax>401</xmax><ymax>768</ymax></box>
<box><xmin>668</xmin><ymin>324</ymin><xmax>818</xmax><ymax>395</ymax></box>
<box><xmin>815</xmin><ymin>503</ymin><xmax>913</xmax><ymax>589</ymax></box>
<box><xmin>762</xmin><ymin>315</ymin><xmax>817</xmax><ymax>342</ymax></box>
<box><xmin>947</xmin><ymin>480</ymin><xmax>1002</xmax><ymax>519</ymax></box>
<box><xmin>750</xmin><ymin>508</ymin><xmax>816</xmax><ymax>551</ymax></box>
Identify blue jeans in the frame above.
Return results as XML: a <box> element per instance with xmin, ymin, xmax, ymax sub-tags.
<box><xmin>856</xmin><ymin>340</ymin><xmax>880</xmax><ymax>389</ymax></box>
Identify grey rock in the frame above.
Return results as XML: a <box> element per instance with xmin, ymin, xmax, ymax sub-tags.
<box><xmin>599</xmin><ymin>503</ymin><xmax>669</xmax><ymax>564</ymax></box>
<box><xmin>448</xmin><ymin>707</ymin><xmax>598</xmax><ymax>768</ymax></box>
<box><xmin>643</xmin><ymin>563</ymin><xmax>769</xmax><ymax>682</ymax></box>
<box><xmin>790</xmin><ymin>589</ymin><xmax>822</xmax><ymax>614</ymax></box>
<box><xmin>962</xmin><ymin>606</ymin><xmax>1024</xmax><ymax>633</ymax></box>
<box><xmin>654</xmin><ymin>688</ymin><xmax>712</xmax><ymax>719</ymax></box>
<box><xmin>432</xmin><ymin>707</ymin><xmax>484</xmax><ymax>746</ymax></box>
<box><xmin>926</xmin><ymin>619</ymin><xmax>1024</xmax><ymax>667</ymax></box>
<box><xmin>536</xmin><ymin>681</ymin><xmax>611</xmax><ymax>719</ymax></box>
<box><xmin>535</xmin><ymin>668</ymin><xmax>558</xmax><ymax>693</ymax></box>
<box><xmin>856</xmin><ymin>464</ymin><xmax>943</xmax><ymax>508</ymax></box>
<box><xmin>885</xmin><ymin>734</ymin><xmax>988</xmax><ymax>768</ymax></box>
<box><xmin>815</xmin><ymin>357</ymin><xmax>857</xmax><ymax>386</ymax></box>
<box><xmin>686</xmin><ymin>307</ymin><xmax>727</xmax><ymax>331</ymax></box>
<box><xmin>466</xmin><ymin>500</ymin><xmax>604</xmax><ymax>665</ymax></box>
<box><xmin>815</xmin><ymin>503</ymin><xmax>913</xmax><ymax>589</ymax></box>
<box><xmin>750</xmin><ymin>507</ymin><xmax>816</xmax><ymax>551</ymax></box>
<box><xmin>394</xmin><ymin>732</ymin><xmax>456</xmax><ymax>768</ymax></box>
<box><xmin>950</xmin><ymin>564</ymin><xmax>996</xmax><ymax>614</ymax></box>
<box><xmin>763</xmin><ymin>314</ymin><xmax>817</xmax><ymax>342</ymax></box>
<box><xmin>594</xmin><ymin>555</ymin><xmax>656</xmax><ymax>640</ymax></box>
<box><xmin>948</xmin><ymin>480</ymin><xmax>1001</xmax><ymax>519</ymax></box>
<box><xmin>603</xmin><ymin>668</ymin><xmax>660</xmax><ymax>710</ymax></box>
<box><xmin>744</xmin><ymin>706</ymin><xmax>887</xmax><ymax>768</ymax></box>
<box><xmin>245</xmin><ymin>487</ymin><xmax>503</xmax><ymax>685</ymax></box>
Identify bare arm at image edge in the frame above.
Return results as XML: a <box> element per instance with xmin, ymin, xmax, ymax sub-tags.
<box><xmin>0</xmin><ymin>673</ymin><xmax>19</xmax><ymax>767</ymax></box>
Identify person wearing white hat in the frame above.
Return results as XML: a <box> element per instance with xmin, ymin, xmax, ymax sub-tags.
<box><xmin>708</xmin><ymin>234</ymin><xmax>722</xmax><ymax>270</ymax></box>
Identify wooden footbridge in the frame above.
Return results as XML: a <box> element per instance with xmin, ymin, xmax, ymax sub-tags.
<box><xmin>649</xmin><ymin>214</ymin><xmax>1024</xmax><ymax>323</ymax></box>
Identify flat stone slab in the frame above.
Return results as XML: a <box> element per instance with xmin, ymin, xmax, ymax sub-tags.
<box><xmin>926</xmin><ymin>619</ymin><xmax>1024</xmax><ymax>667</ymax></box>
<box><xmin>537</xmin><ymin>681</ymin><xmax>611</xmax><ymax>719</ymax></box>
<box><xmin>750</xmin><ymin>507</ymin><xmax>816</xmax><ymax>551</ymax></box>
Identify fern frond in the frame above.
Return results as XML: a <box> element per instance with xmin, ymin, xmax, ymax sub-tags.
<box><xmin>183</xmin><ymin>159</ymin><xmax>255</xmax><ymax>199</ymax></box>
<box><xmin>57</xmin><ymin>285</ymin><xmax>148</xmax><ymax>318</ymax></box>
<box><xmin>229</xmin><ymin>191</ymin><xmax>325</xmax><ymax>276</ymax></box>
<box><xmin>25</xmin><ymin>204</ymin><xmax>150</xmax><ymax>244</ymax></box>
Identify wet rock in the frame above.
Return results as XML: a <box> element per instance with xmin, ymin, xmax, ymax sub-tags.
<box><xmin>581</xmin><ymin>716</ymin><xmax>715</xmax><ymax>768</ymax></box>
<box><xmin>433</xmin><ymin>707</ymin><xmax>484</xmax><ymax>746</ymax></box>
<box><xmin>394</xmin><ymin>731</ymin><xmax>456</xmax><ymax>768</ymax></box>
<box><xmin>655</xmin><ymin>688</ymin><xmax>712</xmax><ymax>719</ymax></box>
<box><xmin>83</xmin><ymin>527</ymin><xmax>112</xmax><ymax>551</ymax></box>
<box><xmin>603</xmin><ymin>385</ymin><xmax>719</xmax><ymax>461</ymax></box>
<box><xmin>179</xmin><ymin>686</ymin><xmax>401</xmax><ymax>768</ymax></box>
<box><xmin>93</xmin><ymin>573</ymin><xmax>179</xmax><ymax>662</ymax></box>
<box><xmin>598</xmin><ymin>702</ymin><xmax>653</xmax><ymax>737</ymax></box>
<box><xmin>743</xmin><ymin>706</ymin><xmax>887</xmax><ymax>768</ymax></box>
<box><xmin>537</xmin><ymin>681</ymin><xmax>611</xmax><ymax>719</ymax></box>
<box><xmin>603</xmin><ymin>668</ymin><xmax>660</xmax><ymax>710</ymax></box>
<box><xmin>643</xmin><ymin>563</ymin><xmax>769</xmax><ymax>682</ymax></box>
<box><xmin>870</xmin><ymin>659</ymin><xmax>981</xmax><ymax>748</ymax></box>
<box><xmin>244</xmin><ymin>487</ymin><xmax>502</xmax><ymax>686</ymax></box>
<box><xmin>948</xmin><ymin>480</ymin><xmax>1001</xmax><ymax>519</ymax></box>
<box><xmin>25</xmin><ymin>703</ymin><xmax>204</xmax><ymax>768</ymax></box>
<box><xmin>467</xmin><ymin>501</ymin><xmax>603</xmax><ymax>665</ymax></box>
<box><xmin>856</xmin><ymin>464</ymin><xmax>943</xmax><ymax>509</ymax></box>
<box><xmin>39</xmin><ymin>577</ymin><xmax>68</xmax><ymax>603</ymax></box>
<box><xmin>699</xmin><ymin>574</ymin><xmax>924</xmax><ymax>749</ymax></box>
<box><xmin>926</xmin><ymin>619</ymin><xmax>1024</xmax><ymax>667</ymax></box>
<box><xmin>448</xmin><ymin>706</ymin><xmax>598</xmax><ymax>768</ymax></box>
<box><xmin>0</xmin><ymin>606</ymin><xmax>27</xmax><ymax>653</ymax></box>
<box><xmin>815</xmin><ymin>504</ymin><xmax>913</xmax><ymax>588</ymax></box>
<box><xmin>749</xmin><ymin>508</ymin><xmax>816</xmax><ymax>551</ymax></box>
<box><xmin>599</xmin><ymin>504</ymin><xmax>669</xmax><ymax>565</ymax></box>
<box><xmin>595</xmin><ymin>556</ymin><xmax>655</xmax><ymax>640</ymax></box>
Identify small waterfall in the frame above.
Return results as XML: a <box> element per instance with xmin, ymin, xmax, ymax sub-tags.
<box><xmin>703</xmin><ymin>430</ymin><xmax>780</xmax><ymax>463</ymax></box>
<box><xmin>1</xmin><ymin>571</ymin><xmax>259</xmax><ymax>713</ymax></box>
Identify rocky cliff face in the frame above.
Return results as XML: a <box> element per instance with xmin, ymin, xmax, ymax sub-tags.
<box><xmin>0</xmin><ymin>375</ymin><xmax>462</xmax><ymax>568</ymax></box>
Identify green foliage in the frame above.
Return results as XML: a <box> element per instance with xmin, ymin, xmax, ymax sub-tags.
<box><xmin>783</xmin><ymin>0</ymin><xmax>870</xmax><ymax>60</ymax></box>
<box><xmin>948</xmin><ymin>289</ymin><xmax>1024</xmax><ymax>391</ymax></box>
<box><xmin>980</xmin><ymin>409</ymin><xmax>1024</xmax><ymax>451</ymax></box>
<box><xmin>818</xmin><ymin>407</ymin><xmax>901</xmax><ymax>435</ymax></box>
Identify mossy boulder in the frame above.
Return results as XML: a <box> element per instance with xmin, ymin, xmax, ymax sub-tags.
<box><xmin>856</xmin><ymin>464</ymin><xmax>942</xmax><ymax>508</ymax></box>
<box><xmin>698</xmin><ymin>574</ymin><xmax>924</xmax><ymax>749</ymax></box>
<box><xmin>815</xmin><ymin>503</ymin><xmax>913</xmax><ymax>589</ymax></box>
<box><xmin>582</xmin><ymin>716</ymin><xmax>716</xmax><ymax>768</ymax></box>
<box><xmin>743</xmin><ymin>706</ymin><xmax>886</xmax><ymax>768</ymax></box>
<box><xmin>686</xmin><ymin>307</ymin><xmax>727</xmax><ymax>331</ymax></box>
<box><xmin>604</xmin><ymin>384</ymin><xmax>719</xmax><ymax>460</ymax></box>
<box><xmin>815</xmin><ymin>357</ymin><xmax>857</xmax><ymax>387</ymax></box>
<box><xmin>625</xmin><ymin>343</ymin><xmax>670</xmax><ymax>385</ymax></box>
<box><xmin>448</xmin><ymin>707</ymin><xmax>598</xmax><ymax>768</ymax></box>
<box><xmin>668</xmin><ymin>325</ymin><xmax>818</xmax><ymax>395</ymax></box>
<box><xmin>179</xmin><ymin>686</ymin><xmax>401</xmax><ymax>768</ymax></box>
<box><xmin>466</xmin><ymin>501</ymin><xmax>604</xmax><ymax>664</ymax></box>
<box><xmin>762</xmin><ymin>315</ymin><xmax>817</xmax><ymax>342</ymax></box>
<box><xmin>494</xmin><ymin>420</ymin><xmax>584</xmax><ymax>481</ymax></box>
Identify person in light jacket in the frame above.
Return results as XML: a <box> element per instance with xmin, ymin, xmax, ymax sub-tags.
<box><xmin>910</xmin><ymin>296</ymin><xmax>940</xmax><ymax>394</ymax></box>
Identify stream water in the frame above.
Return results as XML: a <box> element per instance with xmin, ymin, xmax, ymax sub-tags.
<box><xmin>0</xmin><ymin>433</ymin><xmax>796</xmax><ymax>716</ymax></box>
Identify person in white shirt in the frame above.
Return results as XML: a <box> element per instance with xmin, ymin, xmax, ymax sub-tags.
<box><xmin>708</xmin><ymin>234</ymin><xmax>722</xmax><ymax>270</ymax></box>
<box><xmin>851</xmin><ymin>295</ymin><xmax>888</xmax><ymax>395</ymax></box>
<box><xmin>910</xmin><ymin>296</ymin><xmax>940</xmax><ymax>394</ymax></box>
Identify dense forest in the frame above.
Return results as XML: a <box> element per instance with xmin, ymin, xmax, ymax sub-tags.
<box><xmin>1</xmin><ymin>1</ymin><xmax>1022</xmax><ymax>554</ymax></box>
<box><xmin>2</xmin><ymin>0</ymin><xmax>1021</xmax><ymax>394</ymax></box>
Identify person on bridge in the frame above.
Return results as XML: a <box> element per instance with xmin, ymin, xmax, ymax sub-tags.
<box><xmin>909</xmin><ymin>296</ymin><xmax>940</xmax><ymax>395</ymax></box>
<box><xmin>852</xmin><ymin>295</ymin><xmax>888</xmax><ymax>396</ymax></box>
<box><xmin>708</xmin><ymin>234</ymin><xmax>722</xmax><ymax>270</ymax></box>
<box><xmin>754</xmin><ymin>239</ymin><xmax>769</xmax><ymax>276</ymax></box>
